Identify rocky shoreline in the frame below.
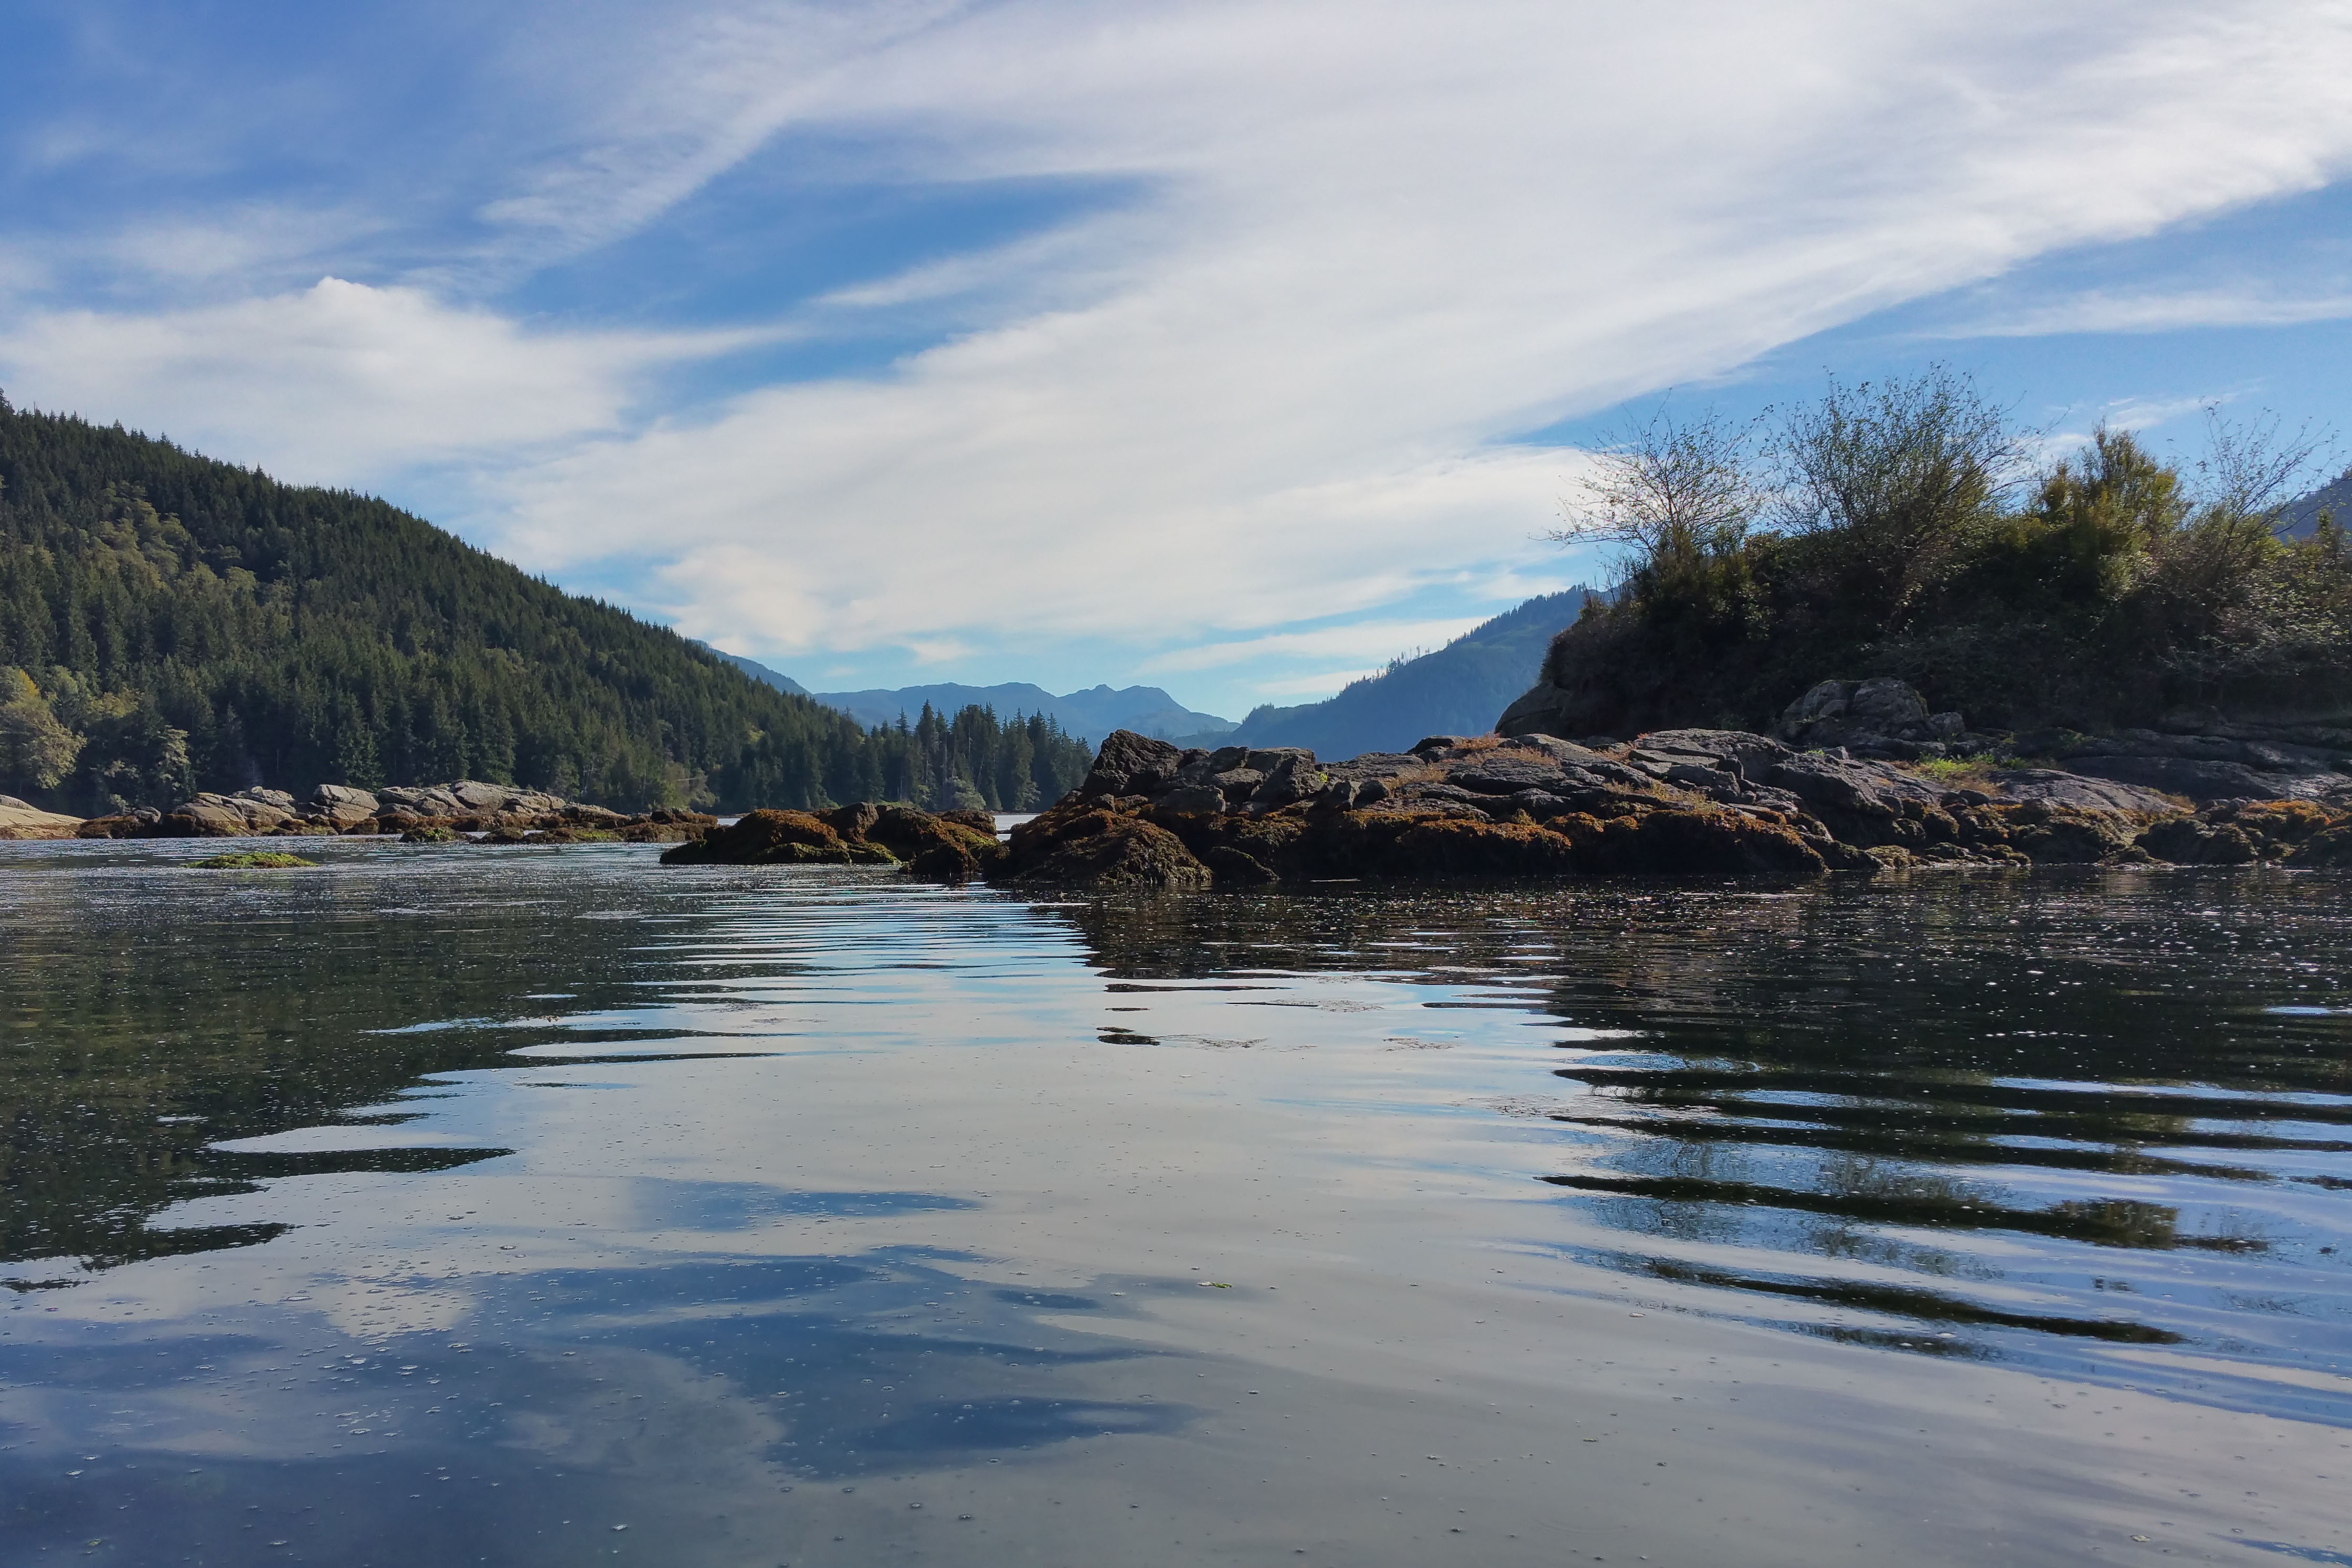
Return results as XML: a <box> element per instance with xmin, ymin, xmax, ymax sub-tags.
<box><xmin>13</xmin><ymin>681</ymin><xmax>2350</xmax><ymax>887</ymax></box>
<box><xmin>61</xmin><ymin>781</ymin><xmax>714</xmax><ymax>844</ymax></box>
<box><xmin>974</xmin><ymin>724</ymin><xmax>2351</xmax><ymax>890</ymax></box>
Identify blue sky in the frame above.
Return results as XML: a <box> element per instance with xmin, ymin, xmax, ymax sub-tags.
<box><xmin>4</xmin><ymin>2</ymin><xmax>2350</xmax><ymax>721</ymax></box>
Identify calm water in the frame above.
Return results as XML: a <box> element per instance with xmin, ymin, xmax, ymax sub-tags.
<box><xmin>2</xmin><ymin>841</ymin><xmax>2348</xmax><ymax>1566</ymax></box>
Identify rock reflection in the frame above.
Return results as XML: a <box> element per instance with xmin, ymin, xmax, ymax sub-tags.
<box><xmin>1050</xmin><ymin>878</ymin><xmax>2352</xmax><ymax>1379</ymax></box>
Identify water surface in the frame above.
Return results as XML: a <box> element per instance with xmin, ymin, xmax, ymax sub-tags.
<box><xmin>2</xmin><ymin>841</ymin><xmax>2348</xmax><ymax>1565</ymax></box>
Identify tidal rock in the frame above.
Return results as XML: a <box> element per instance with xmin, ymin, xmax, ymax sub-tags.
<box><xmin>983</xmin><ymin>725</ymin><xmax>2352</xmax><ymax>888</ymax></box>
<box><xmin>1078</xmin><ymin>732</ymin><xmax>1185</xmax><ymax>799</ymax></box>
<box><xmin>0</xmin><ymin>795</ymin><xmax>81</xmax><ymax>840</ymax></box>
<box><xmin>1985</xmin><ymin>769</ymin><xmax>2180</xmax><ymax>815</ymax></box>
<box><xmin>1158</xmin><ymin>783</ymin><xmax>1228</xmax><ymax>815</ymax></box>
<box><xmin>660</xmin><ymin>803</ymin><xmax>999</xmax><ymax>881</ymax></box>
<box><xmin>2065</xmin><ymin>754</ymin><xmax>2302</xmax><ymax>804</ymax></box>
<box><xmin>304</xmin><ymin>783</ymin><xmax>380</xmax><ymax>830</ymax></box>
<box><xmin>1002</xmin><ymin>802</ymin><xmax>1212</xmax><ymax>891</ymax></box>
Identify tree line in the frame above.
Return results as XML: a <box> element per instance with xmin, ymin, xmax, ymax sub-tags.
<box><xmin>0</xmin><ymin>396</ymin><xmax>1091</xmax><ymax>814</ymax></box>
<box><xmin>1539</xmin><ymin>369</ymin><xmax>2352</xmax><ymax>736</ymax></box>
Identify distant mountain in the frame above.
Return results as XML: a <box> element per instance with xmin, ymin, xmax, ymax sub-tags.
<box><xmin>1191</xmin><ymin>590</ymin><xmax>1596</xmax><ymax>757</ymax></box>
<box><xmin>694</xmin><ymin>643</ymin><xmax>809</xmax><ymax>696</ymax></box>
<box><xmin>811</xmin><ymin>681</ymin><xmax>1232</xmax><ymax>746</ymax></box>
<box><xmin>2283</xmin><ymin>471</ymin><xmax>2352</xmax><ymax>539</ymax></box>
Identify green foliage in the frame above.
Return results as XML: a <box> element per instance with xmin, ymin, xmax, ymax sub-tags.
<box><xmin>1541</xmin><ymin>373</ymin><xmax>2352</xmax><ymax>735</ymax></box>
<box><xmin>0</xmin><ymin>665</ymin><xmax>82</xmax><ymax>788</ymax></box>
<box><xmin>0</xmin><ymin>397</ymin><xmax>1093</xmax><ymax>813</ymax></box>
<box><xmin>192</xmin><ymin>851</ymin><xmax>316</xmax><ymax>868</ymax></box>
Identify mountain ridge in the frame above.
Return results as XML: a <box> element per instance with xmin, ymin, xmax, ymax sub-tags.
<box><xmin>1183</xmin><ymin>589</ymin><xmax>1596</xmax><ymax>755</ymax></box>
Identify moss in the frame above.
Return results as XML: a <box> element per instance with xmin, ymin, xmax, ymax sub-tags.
<box><xmin>999</xmin><ymin>810</ymin><xmax>1213</xmax><ymax>890</ymax></box>
<box><xmin>191</xmin><ymin>851</ymin><xmax>316</xmax><ymax>868</ymax></box>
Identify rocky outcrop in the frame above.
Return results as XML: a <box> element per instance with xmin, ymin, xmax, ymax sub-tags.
<box><xmin>659</xmin><ymin>804</ymin><xmax>1003</xmax><ymax>882</ymax></box>
<box><xmin>1502</xmin><ymin>664</ymin><xmax>2352</xmax><ymax>802</ymax></box>
<box><xmin>75</xmin><ymin>781</ymin><xmax>716</xmax><ymax>844</ymax></box>
<box><xmin>0</xmin><ymin>794</ymin><xmax>82</xmax><ymax>840</ymax></box>
<box><xmin>991</xmin><ymin>727</ymin><xmax>2352</xmax><ymax>891</ymax></box>
<box><xmin>1776</xmin><ymin>678</ymin><xmax>1968</xmax><ymax>756</ymax></box>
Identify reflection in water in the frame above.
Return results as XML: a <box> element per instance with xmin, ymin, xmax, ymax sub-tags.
<box><xmin>1</xmin><ymin>841</ymin><xmax>2349</xmax><ymax>1564</ymax></box>
<box><xmin>1043</xmin><ymin>878</ymin><xmax>2352</xmax><ymax>1401</ymax></box>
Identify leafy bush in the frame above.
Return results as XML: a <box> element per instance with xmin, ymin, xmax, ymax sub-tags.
<box><xmin>1539</xmin><ymin>372</ymin><xmax>2350</xmax><ymax>736</ymax></box>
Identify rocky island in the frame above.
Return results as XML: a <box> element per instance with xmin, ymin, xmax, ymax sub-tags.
<box><xmin>978</xmin><ymin>679</ymin><xmax>2351</xmax><ymax>889</ymax></box>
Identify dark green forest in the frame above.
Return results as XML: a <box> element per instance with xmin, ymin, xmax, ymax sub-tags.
<box><xmin>0</xmin><ymin>395</ymin><xmax>1090</xmax><ymax>813</ymax></box>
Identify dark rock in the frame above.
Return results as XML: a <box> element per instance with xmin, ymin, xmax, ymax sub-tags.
<box><xmin>1250</xmin><ymin>753</ymin><xmax>1329</xmax><ymax>809</ymax></box>
<box><xmin>1777</xmin><ymin>677</ymin><xmax>1946</xmax><ymax>748</ymax></box>
<box><xmin>821</xmin><ymin>802</ymin><xmax>882</xmax><ymax>839</ymax></box>
<box><xmin>1002</xmin><ymin>803</ymin><xmax>1212</xmax><ymax>891</ymax></box>
<box><xmin>2065</xmin><ymin>755</ymin><xmax>2289</xmax><ymax>803</ymax></box>
<box><xmin>990</xmin><ymin>724</ymin><xmax>2349</xmax><ymax>885</ymax></box>
<box><xmin>1449</xmin><ymin>755</ymin><xmax>1576</xmax><ymax>795</ymax></box>
<box><xmin>1077</xmin><ymin>731</ymin><xmax>1186</xmax><ymax>798</ymax></box>
<box><xmin>1211</xmin><ymin>768</ymin><xmax>1265</xmax><ymax>802</ymax></box>
<box><xmin>1635</xmin><ymin>729</ymin><xmax>1794</xmax><ymax>773</ymax></box>
<box><xmin>2138</xmin><ymin>817</ymin><xmax>2258</xmax><ymax>865</ymax></box>
<box><xmin>659</xmin><ymin>809</ymin><xmax>876</xmax><ymax>866</ymax></box>
<box><xmin>1662</xmin><ymin>761</ymin><xmax>1739</xmax><ymax>793</ymax></box>
<box><xmin>1205</xmin><ymin>844</ymin><xmax>1279</xmax><ymax>883</ymax></box>
<box><xmin>1158</xmin><ymin>783</ymin><xmax>1227</xmax><ymax>815</ymax></box>
<box><xmin>1763</xmin><ymin>753</ymin><xmax>1942</xmax><ymax>815</ymax></box>
<box><xmin>1986</xmin><ymin>769</ymin><xmax>2179</xmax><ymax>815</ymax></box>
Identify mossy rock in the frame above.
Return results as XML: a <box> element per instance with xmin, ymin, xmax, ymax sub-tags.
<box><xmin>192</xmin><ymin>851</ymin><xmax>317</xmax><ymax>869</ymax></box>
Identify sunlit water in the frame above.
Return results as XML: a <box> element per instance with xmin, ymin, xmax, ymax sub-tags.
<box><xmin>2</xmin><ymin>840</ymin><xmax>2347</xmax><ymax>1566</ymax></box>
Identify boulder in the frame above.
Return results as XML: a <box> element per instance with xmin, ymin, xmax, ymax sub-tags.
<box><xmin>2066</xmin><ymin>754</ymin><xmax>2301</xmax><ymax>804</ymax></box>
<box><xmin>1002</xmin><ymin>803</ymin><xmax>1212</xmax><ymax>891</ymax></box>
<box><xmin>1078</xmin><ymin>732</ymin><xmax>1185</xmax><ymax>798</ymax></box>
<box><xmin>0</xmin><ymin>795</ymin><xmax>81</xmax><ymax>840</ymax></box>
<box><xmin>1776</xmin><ymin>678</ymin><xmax>1952</xmax><ymax>750</ymax></box>
<box><xmin>303</xmin><ymin>783</ymin><xmax>380</xmax><ymax>830</ymax></box>
<box><xmin>1985</xmin><ymin>769</ymin><xmax>2179</xmax><ymax>815</ymax></box>
<box><xmin>1158</xmin><ymin>783</ymin><xmax>1227</xmax><ymax>815</ymax></box>
<box><xmin>658</xmin><ymin>803</ymin><xmax>997</xmax><ymax>879</ymax></box>
<box><xmin>1635</xmin><ymin>729</ymin><xmax>1794</xmax><ymax>774</ymax></box>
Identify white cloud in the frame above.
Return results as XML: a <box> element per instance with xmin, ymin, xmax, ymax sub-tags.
<box><xmin>0</xmin><ymin>278</ymin><xmax>778</xmax><ymax>483</ymax></box>
<box><xmin>13</xmin><ymin>0</ymin><xmax>2352</xmax><ymax>695</ymax></box>
<box><xmin>1950</xmin><ymin>287</ymin><xmax>2352</xmax><ymax>338</ymax></box>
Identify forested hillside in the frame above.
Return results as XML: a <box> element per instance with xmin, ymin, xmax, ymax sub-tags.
<box><xmin>0</xmin><ymin>396</ymin><xmax>1089</xmax><ymax>813</ymax></box>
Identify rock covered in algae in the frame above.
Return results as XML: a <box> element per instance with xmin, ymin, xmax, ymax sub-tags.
<box><xmin>986</xmin><ymin>727</ymin><xmax>2352</xmax><ymax>890</ymax></box>
<box><xmin>659</xmin><ymin>804</ymin><xmax>1004</xmax><ymax>882</ymax></box>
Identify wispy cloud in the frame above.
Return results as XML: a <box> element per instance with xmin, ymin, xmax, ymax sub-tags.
<box><xmin>0</xmin><ymin>278</ymin><xmax>787</xmax><ymax>481</ymax></box>
<box><xmin>1945</xmin><ymin>287</ymin><xmax>2352</xmax><ymax>338</ymax></box>
<box><xmin>1144</xmin><ymin>619</ymin><xmax>1491</xmax><ymax>675</ymax></box>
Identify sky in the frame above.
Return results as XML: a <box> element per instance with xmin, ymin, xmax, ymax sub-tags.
<box><xmin>3</xmin><ymin>1</ymin><xmax>2350</xmax><ymax>722</ymax></box>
